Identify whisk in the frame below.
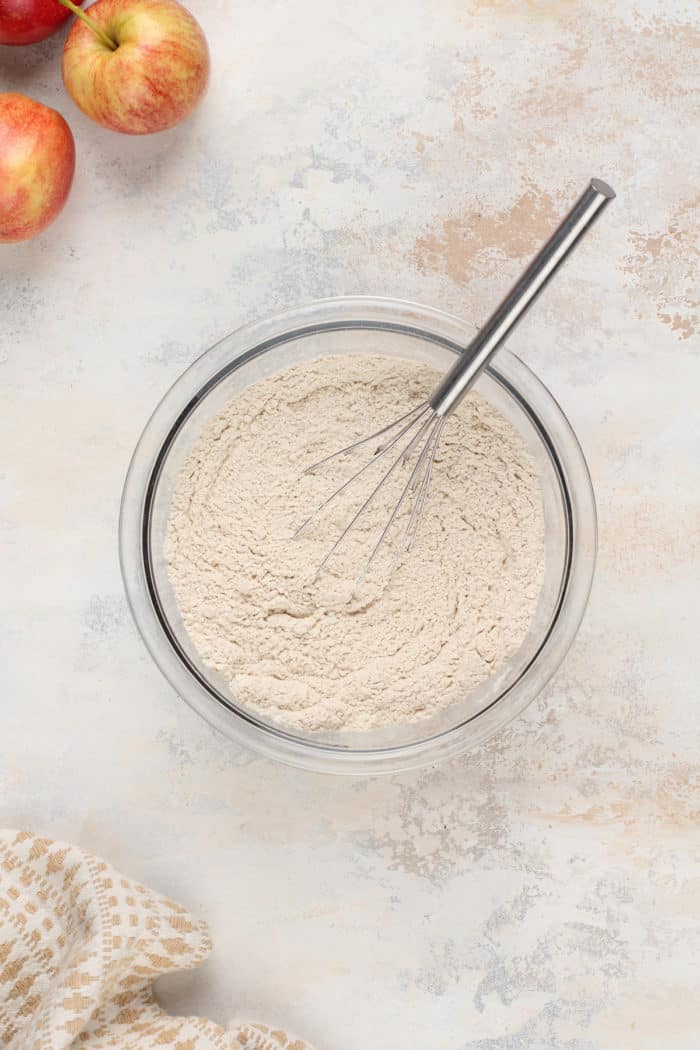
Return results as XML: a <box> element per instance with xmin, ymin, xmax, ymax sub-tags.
<box><xmin>298</xmin><ymin>178</ymin><xmax>615</xmax><ymax>581</ymax></box>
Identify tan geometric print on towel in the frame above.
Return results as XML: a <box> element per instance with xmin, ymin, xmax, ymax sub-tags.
<box><xmin>0</xmin><ymin>829</ymin><xmax>312</xmax><ymax>1050</ymax></box>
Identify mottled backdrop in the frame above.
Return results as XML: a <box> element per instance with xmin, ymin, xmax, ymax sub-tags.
<box><xmin>1</xmin><ymin>1</ymin><xmax>698</xmax><ymax>1048</ymax></box>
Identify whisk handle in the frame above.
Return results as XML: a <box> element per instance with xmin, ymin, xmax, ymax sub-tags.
<box><xmin>430</xmin><ymin>178</ymin><xmax>615</xmax><ymax>417</ymax></box>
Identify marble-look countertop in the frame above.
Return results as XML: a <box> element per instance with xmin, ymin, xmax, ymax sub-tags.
<box><xmin>2</xmin><ymin>2</ymin><xmax>698</xmax><ymax>1047</ymax></box>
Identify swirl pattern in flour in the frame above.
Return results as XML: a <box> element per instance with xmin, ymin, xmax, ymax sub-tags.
<box><xmin>165</xmin><ymin>355</ymin><xmax>545</xmax><ymax>732</ymax></box>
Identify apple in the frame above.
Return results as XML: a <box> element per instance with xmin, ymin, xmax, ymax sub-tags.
<box><xmin>0</xmin><ymin>0</ymin><xmax>81</xmax><ymax>45</ymax></box>
<box><xmin>0</xmin><ymin>93</ymin><xmax>75</xmax><ymax>243</ymax></box>
<box><xmin>61</xmin><ymin>0</ymin><xmax>209</xmax><ymax>134</ymax></box>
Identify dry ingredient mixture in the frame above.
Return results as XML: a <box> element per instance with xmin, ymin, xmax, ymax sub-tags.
<box><xmin>165</xmin><ymin>355</ymin><xmax>545</xmax><ymax>732</ymax></box>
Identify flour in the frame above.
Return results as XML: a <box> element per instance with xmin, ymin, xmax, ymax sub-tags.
<box><xmin>165</xmin><ymin>354</ymin><xmax>545</xmax><ymax>732</ymax></box>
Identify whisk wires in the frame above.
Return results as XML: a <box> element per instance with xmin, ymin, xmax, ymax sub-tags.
<box><xmin>295</xmin><ymin>402</ymin><xmax>444</xmax><ymax>583</ymax></box>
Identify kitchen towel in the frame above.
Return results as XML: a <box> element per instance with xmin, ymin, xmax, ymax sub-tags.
<box><xmin>0</xmin><ymin>829</ymin><xmax>312</xmax><ymax>1050</ymax></box>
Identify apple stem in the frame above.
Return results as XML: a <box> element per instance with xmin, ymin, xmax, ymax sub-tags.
<box><xmin>56</xmin><ymin>0</ymin><xmax>118</xmax><ymax>50</ymax></box>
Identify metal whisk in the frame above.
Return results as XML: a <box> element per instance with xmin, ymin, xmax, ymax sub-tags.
<box><xmin>298</xmin><ymin>178</ymin><xmax>615</xmax><ymax>581</ymax></box>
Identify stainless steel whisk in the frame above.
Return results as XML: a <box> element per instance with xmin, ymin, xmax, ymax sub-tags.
<box><xmin>297</xmin><ymin>178</ymin><xmax>615</xmax><ymax>581</ymax></box>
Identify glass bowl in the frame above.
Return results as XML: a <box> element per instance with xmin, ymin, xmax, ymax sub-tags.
<box><xmin>119</xmin><ymin>296</ymin><xmax>596</xmax><ymax>775</ymax></box>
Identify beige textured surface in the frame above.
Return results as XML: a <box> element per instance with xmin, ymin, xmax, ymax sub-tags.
<box><xmin>1</xmin><ymin>2</ymin><xmax>699</xmax><ymax>1048</ymax></box>
<box><xmin>164</xmin><ymin>356</ymin><xmax>544</xmax><ymax>731</ymax></box>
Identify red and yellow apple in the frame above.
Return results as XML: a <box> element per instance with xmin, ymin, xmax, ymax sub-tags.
<box><xmin>0</xmin><ymin>0</ymin><xmax>81</xmax><ymax>45</ymax></box>
<box><xmin>0</xmin><ymin>93</ymin><xmax>75</xmax><ymax>243</ymax></box>
<box><xmin>61</xmin><ymin>0</ymin><xmax>209</xmax><ymax>134</ymax></box>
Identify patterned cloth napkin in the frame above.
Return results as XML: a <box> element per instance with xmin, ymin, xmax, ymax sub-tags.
<box><xmin>0</xmin><ymin>830</ymin><xmax>312</xmax><ymax>1050</ymax></box>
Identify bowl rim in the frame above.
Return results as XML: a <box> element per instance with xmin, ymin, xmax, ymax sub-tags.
<box><xmin>119</xmin><ymin>295</ymin><xmax>597</xmax><ymax>775</ymax></box>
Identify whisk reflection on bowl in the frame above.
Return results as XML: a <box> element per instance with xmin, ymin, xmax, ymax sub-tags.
<box><xmin>296</xmin><ymin>179</ymin><xmax>615</xmax><ymax>583</ymax></box>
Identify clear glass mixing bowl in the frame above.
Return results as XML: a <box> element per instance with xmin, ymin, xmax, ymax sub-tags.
<box><xmin>119</xmin><ymin>297</ymin><xmax>596</xmax><ymax>775</ymax></box>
